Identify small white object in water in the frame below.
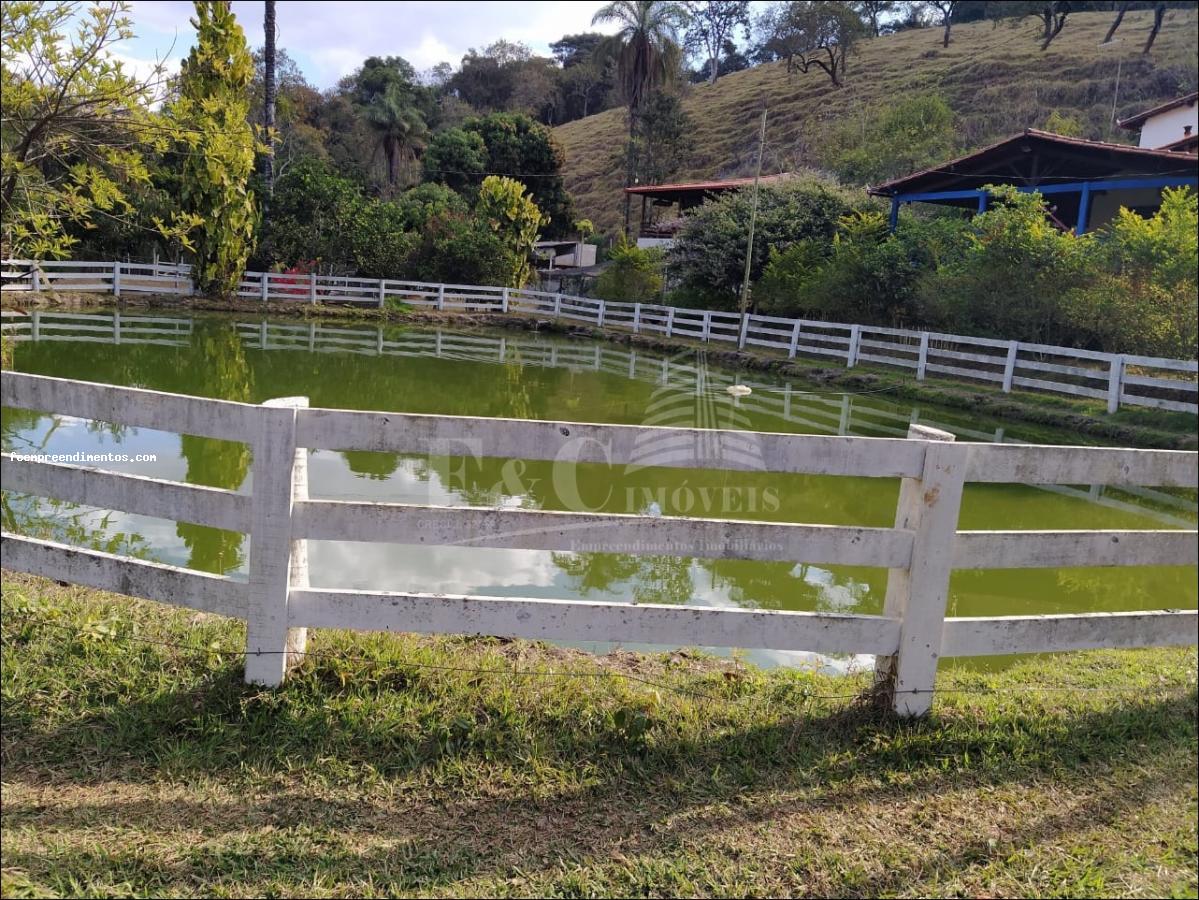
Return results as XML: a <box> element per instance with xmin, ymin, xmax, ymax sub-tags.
<box><xmin>726</xmin><ymin>384</ymin><xmax>752</xmax><ymax>397</ymax></box>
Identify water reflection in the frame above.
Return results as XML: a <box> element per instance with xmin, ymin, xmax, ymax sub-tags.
<box><xmin>2</xmin><ymin>310</ymin><xmax>1195</xmax><ymax>670</ymax></box>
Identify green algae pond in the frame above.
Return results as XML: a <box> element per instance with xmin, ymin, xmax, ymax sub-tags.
<box><xmin>2</xmin><ymin>309</ymin><xmax>1195</xmax><ymax>671</ymax></box>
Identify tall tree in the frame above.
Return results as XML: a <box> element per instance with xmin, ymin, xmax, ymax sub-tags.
<box><xmin>854</xmin><ymin>0</ymin><xmax>896</xmax><ymax>36</ymax></box>
<box><xmin>684</xmin><ymin>1</ymin><xmax>751</xmax><ymax>84</ymax></box>
<box><xmin>926</xmin><ymin>0</ymin><xmax>959</xmax><ymax>47</ymax></box>
<box><xmin>262</xmin><ymin>0</ymin><xmax>276</xmax><ymax>211</ymax></box>
<box><xmin>591</xmin><ymin>0</ymin><xmax>690</xmax><ymax>235</ymax></box>
<box><xmin>364</xmin><ymin>83</ymin><xmax>428</xmax><ymax>189</ymax></box>
<box><xmin>173</xmin><ymin>0</ymin><xmax>258</xmax><ymax>295</ymax></box>
<box><xmin>0</xmin><ymin>0</ymin><xmax>192</xmax><ymax>258</ymax></box>
<box><xmin>757</xmin><ymin>1</ymin><xmax>864</xmax><ymax>87</ymax></box>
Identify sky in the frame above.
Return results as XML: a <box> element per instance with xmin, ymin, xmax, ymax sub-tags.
<box><xmin>119</xmin><ymin>1</ymin><xmax>637</xmax><ymax>89</ymax></box>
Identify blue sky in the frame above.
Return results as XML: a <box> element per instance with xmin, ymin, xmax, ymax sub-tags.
<box><xmin>119</xmin><ymin>1</ymin><xmax>631</xmax><ymax>88</ymax></box>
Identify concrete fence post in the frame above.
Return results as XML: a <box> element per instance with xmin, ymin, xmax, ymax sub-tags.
<box><xmin>596</xmin><ymin>299</ymin><xmax>606</xmax><ymax>327</ymax></box>
<box><xmin>702</xmin><ymin>310</ymin><xmax>712</xmax><ymax>342</ymax></box>
<box><xmin>262</xmin><ymin>272</ymin><xmax>270</xmax><ymax>303</ymax></box>
<box><xmin>309</xmin><ymin>272</ymin><xmax>317</xmax><ymax>304</ymax></box>
<box><xmin>916</xmin><ymin>332</ymin><xmax>930</xmax><ymax>381</ymax></box>
<box><xmin>1107</xmin><ymin>355</ymin><xmax>1126</xmax><ymax>414</ymax></box>
<box><xmin>874</xmin><ymin>424</ymin><xmax>968</xmax><ymax>717</ymax></box>
<box><xmin>738</xmin><ymin>313</ymin><xmax>750</xmax><ymax>349</ymax></box>
<box><xmin>437</xmin><ymin>284</ymin><xmax>446</xmax><ymax>311</ymax></box>
<box><xmin>245</xmin><ymin>396</ymin><xmax>310</xmax><ymax>686</ymax></box>
<box><xmin>632</xmin><ymin>302</ymin><xmax>641</xmax><ymax>334</ymax></box>
<box><xmin>846</xmin><ymin>324</ymin><xmax>862</xmax><ymax>368</ymax></box>
<box><xmin>665</xmin><ymin>307</ymin><xmax>675</xmax><ymax>338</ymax></box>
<box><xmin>501</xmin><ymin>287</ymin><xmax>510</xmax><ymax>313</ymax></box>
<box><xmin>788</xmin><ymin>321</ymin><xmax>802</xmax><ymax>359</ymax></box>
<box><xmin>112</xmin><ymin>262</ymin><xmax>121</xmax><ymax>298</ymax></box>
<box><xmin>1002</xmin><ymin>341</ymin><xmax>1019</xmax><ymax>393</ymax></box>
<box><xmin>378</xmin><ymin>279</ymin><xmax>386</xmax><ymax>308</ymax></box>
<box><xmin>113</xmin><ymin>310</ymin><xmax>121</xmax><ymax>345</ymax></box>
<box><xmin>553</xmin><ymin>293</ymin><xmax>562</xmax><ymax>317</ymax></box>
<box><xmin>30</xmin><ymin>264</ymin><xmax>40</xmax><ymax>293</ymax></box>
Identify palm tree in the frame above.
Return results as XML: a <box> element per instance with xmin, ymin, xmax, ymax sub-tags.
<box><xmin>364</xmin><ymin>84</ymin><xmax>429</xmax><ymax>190</ymax></box>
<box><xmin>592</xmin><ymin>0</ymin><xmax>689</xmax><ymax>235</ymax></box>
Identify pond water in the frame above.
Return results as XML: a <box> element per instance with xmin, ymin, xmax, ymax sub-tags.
<box><xmin>2</xmin><ymin>310</ymin><xmax>1195</xmax><ymax>671</ymax></box>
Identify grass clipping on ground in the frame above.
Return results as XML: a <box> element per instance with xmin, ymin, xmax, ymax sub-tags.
<box><xmin>1</xmin><ymin>572</ymin><xmax>1196</xmax><ymax>899</ymax></box>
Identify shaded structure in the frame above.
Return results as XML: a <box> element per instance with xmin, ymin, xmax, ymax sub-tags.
<box><xmin>1118</xmin><ymin>91</ymin><xmax>1198</xmax><ymax>153</ymax></box>
<box><xmin>625</xmin><ymin>173</ymin><xmax>795</xmax><ymax>248</ymax></box>
<box><xmin>868</xmin><ymin>129</ymin><xmax>1198</xmax><ymax>234</ymax></box>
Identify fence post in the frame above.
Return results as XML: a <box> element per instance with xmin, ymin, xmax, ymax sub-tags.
<box><xmin>501</xmin><ymin>287</ymin><xmax>510</xmax><ymax>313</ymax></box>
<box><xmin>596</xmin><ymin>299</ymin><xmax>606</xmax><ymax>328</ymax></box>
<box><xmin>737</xmin><ymin>313</ymin><xmax>749</xmax><ymax>349</ymax></box>
<box><xmin>262</xmin><ymin>272</ymin><xmax>270</xmax><ymax>303</ymax></box>
<box><xmin>113</xmin><ymin>310</ymin><xmax>121</xmax><ymax>345</ymax></box>
<box><xmin>244</xmin><ymin>396</ymin><xmax>310</xmax><ymax>686</ymax></box>
<box><xmin>874</xmin><ymin>424</ymin><xmax>967</xmax><ymax>717</ymax></box>
<box><xmin>30</xmin><ymin>263</ymin><xmax>40</xmax><ymax>293</ymax></box>
<box><xmin>846</xmin><ymin>324</ymin><xmax>861</xmax><ymax>368</ymax></box>
<box><xmin>553</xmin><ymin>292</ymin><xmax>562</xmax><ymax>317</ymax></box>
<box><xmin>788</xmin><ymin>320</ymin><xmax>802</xmax><ymax>359</ymax></box>
<box><xmin>1002</xmin><ymin>341</ymin><xmax>1019</xmax><ymax>393</ymax></box>
<box><xmin>112</xmin><ymin>262</ymin><xmax>121</xmax><ymax>298</ymax></box>
<box><xmin>1107</xmin><ymin>354</ymin><xmax>1125</xmax><ymax>414</ymax></box>
<box><xmin>378</xmin><ymin>279</ymin><xmax>386</xmax><ymax>308</ymax></box>
<box><xmin>916</xmin><ymin>332</ymin><xmax>930</xmax><ymax>381</ymax></box>
<box><xmin>31</xmin><ymin>309</ymin><xmax>40</xmax><ymax>341</ymax></box>
<box><xmin>437</xmin><ymin>284</ymin><xmax>446</xmax><ymax>311</ymax></box>
<box><xmin>665</xmin><ymin>306</ymin><xmax>675</xmax><ymax>338</ymax></box>
<box><xmin>309</xmin><ymin>272</ymin><xmax>317</xmax><ymax>304</ymax></box>
<box><xmin>633</xmin><ymin>302</ymin><xmax>641</xmax><ymax>334</ymax></box>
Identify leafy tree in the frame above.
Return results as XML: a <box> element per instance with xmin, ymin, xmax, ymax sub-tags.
<box><xmin>594</xmin><ymin>236</ymin><xmax>664</xmax><ymax>300</ymax></box>
<box><xmin>550</xmin><ymin>33</ymin><xmax>617</xmax><ymax>121</ymax></box>
<box><xmin>755</xmin><ymin>1</ymin><xmax>863</xmax><ymax>86</ymax></box>
<box><xmin>1</xmin><ymin>1</ymin><xmax>193</xmax><ymax>258</ymax></box>
<box><xmin>631</xmin><ymin>91</ymin><xmax>695</xmax><ymax>185</ymax></box>
<box><xmin>1043</xmin><ymin>108</ymin><xmax>1085</xmax><ymax>137</ymax></box>
<box><xmin>475</xmin><ymin>175</ymin><xmax>547</xmax><ymax>287</ymax></box>
<box><xmin>668</xmin><ymin>176</ymin><xmax>854</xmax><ymax>305</ymax></box>
<box><xmin>684</xmin><ymin>1</ymin><xmax>751</xmax><ymax>84</ymax></box>
<box><xmin>172</xmin><ymin>0</ymin><xmax>259</xmax><ymax>296</ymax></box>
<box><xmin>926</xmin><ymin>0</ymin><xmax>959</xmax><ymax>48</ymax></box>
<box><xmin>459</xmin><ymin>113</ymin><xmax>573</xmax><ymax>237</ymax></box>
<box><xmin>592</xmin><ymin>0</ymin><xmax>690</xmax><ymax>234</ymax></box>
<box><xmin>392</xmin><ymin>181</ymin><xmax>469</xmax><ymax>231</ymax></box>
<box><xmin>421</xmin><ymin>128</ymin><xmax>488</xmax><ymax>193</ymax></box>
<box><xmin>854</xmin><ymin>0</ymin><xmax>897</xmax><ymax>36</ymax></box>
<box><xmin>407</xmin><ymin>213</ymin><xmax>515</xmax><ymax>285</ymax></box>
<box><xmin>830</xmin><ymin>92</ymin><xmax>955</xmax><ymax>184</ymax></box>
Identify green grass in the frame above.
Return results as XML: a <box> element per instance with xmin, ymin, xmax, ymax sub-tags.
<box><xmin>2</xmin><ymin>573</ymin><xmax>1196</xmax><ymax>898</ymax></box>
<box><xmin>556</xmin><ymin>9</ymin><xmax>1199</xmax><ymax>234</ymax></box>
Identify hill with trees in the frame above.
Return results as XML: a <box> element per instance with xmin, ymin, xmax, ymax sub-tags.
<box><xmin>554</xmin><ymin>7</ymin><xmax>1198</xmax><ymax>235</ymax></box>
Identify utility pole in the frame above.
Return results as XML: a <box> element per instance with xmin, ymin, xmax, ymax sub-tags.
<box><xmin>739</xmin><ymin>106</ymin><xmax>768</xmax><ymax>317</ymax></box>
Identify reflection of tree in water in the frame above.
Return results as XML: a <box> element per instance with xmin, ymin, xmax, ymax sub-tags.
<box><xmin>553</xmin><ymin>552</ymin><xmax>694</xmax><ymax>605</ymax></box>
<box><xmin>1</xmin><ymin>493</ymin><xmax>154</xmax><ymax>559</ymax></box>
<box><xmin>175</xmin><ymin>320</ymin><xmax>254</xmax><ymax>575</ymax></box>
<box><xmin>343</xmin><ymin>450</ymin><xmax>401</xmax><ymax>481</ymax></box>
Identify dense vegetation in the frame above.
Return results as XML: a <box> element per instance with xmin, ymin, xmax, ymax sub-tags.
<box><xmin>2</xmin><ymin>2</ymin><xmax>1196</xmax><ymax>355</ymax></box>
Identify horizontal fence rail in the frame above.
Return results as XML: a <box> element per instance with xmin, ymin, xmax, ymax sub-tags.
<box><xmin>3</xmin><ymin>259</ymin><xmax>1195</xmax><ymax>414</ymax></box>
<box><xmin>1</xmin><ymin>370</ymin><xmax>1196</xmax><ymax>716</ymax></box>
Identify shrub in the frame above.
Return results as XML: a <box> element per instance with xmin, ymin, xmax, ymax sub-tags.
<box><xmin>668</xmin><ymin>176</ymin><xmax>855</xmax><ymax>308</ymax></box>
<box><xmin>594</xmin><ymin>237</ymin><xmax>663</xmax><ymax>302</ymax></box>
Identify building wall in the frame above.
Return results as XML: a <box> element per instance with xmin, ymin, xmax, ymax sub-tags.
<box><xmin>1137</xmin><ymin>103</ymin><xmax>1197</xmax><ymax>148</ymax></box>
<box><xmin>1087</xmin><ymin>187</ymin><xmax>1164</xmax><ymax>230</ymax></box>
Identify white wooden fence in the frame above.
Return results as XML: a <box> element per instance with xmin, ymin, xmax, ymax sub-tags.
<box><xmin>3</xmin><ymin>258</ymin><xmax>1196</xmax><ymax>415</ymax></box>
<box><xmin>1</xmin><ymin>370</ymin><xmax>1196</xmax><ymax>715</ymax></box>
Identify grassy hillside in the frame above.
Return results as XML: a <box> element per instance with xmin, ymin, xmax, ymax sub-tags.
<box><xmin>555</xmin><ymin>9</ymin><xmax>1199</xmax><ymax>235</ymax></box>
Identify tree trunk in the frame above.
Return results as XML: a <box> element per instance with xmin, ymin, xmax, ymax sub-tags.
<box><xmin>942</xmin><ymin>20</ymin><xmax>951</xmax><ymax>48</ymax></box>
<box><xmin>263</xmin><ymin>0</ymin><xmax>276</xmax><ymax>217</ymax></box>
<box><xmin>1103</xmin><ymin>2</ymin><xmax>1129</xmax><ymax>44</ymax></box>
<box><xmin>709</xmin><ymin>53</ymin><xmax>719</xmax><ymax>84</ymax></box>
<box><xmin>1142</xmin><ymin>2</ymin><xmax>1165</xmax><ymax>54</ymax></box>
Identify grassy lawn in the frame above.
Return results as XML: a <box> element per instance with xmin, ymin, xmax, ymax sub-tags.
<box><xmin>2</xmin><ymin>573</ymin><xmax>1196</xmax><ymax>898</ymax></box>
